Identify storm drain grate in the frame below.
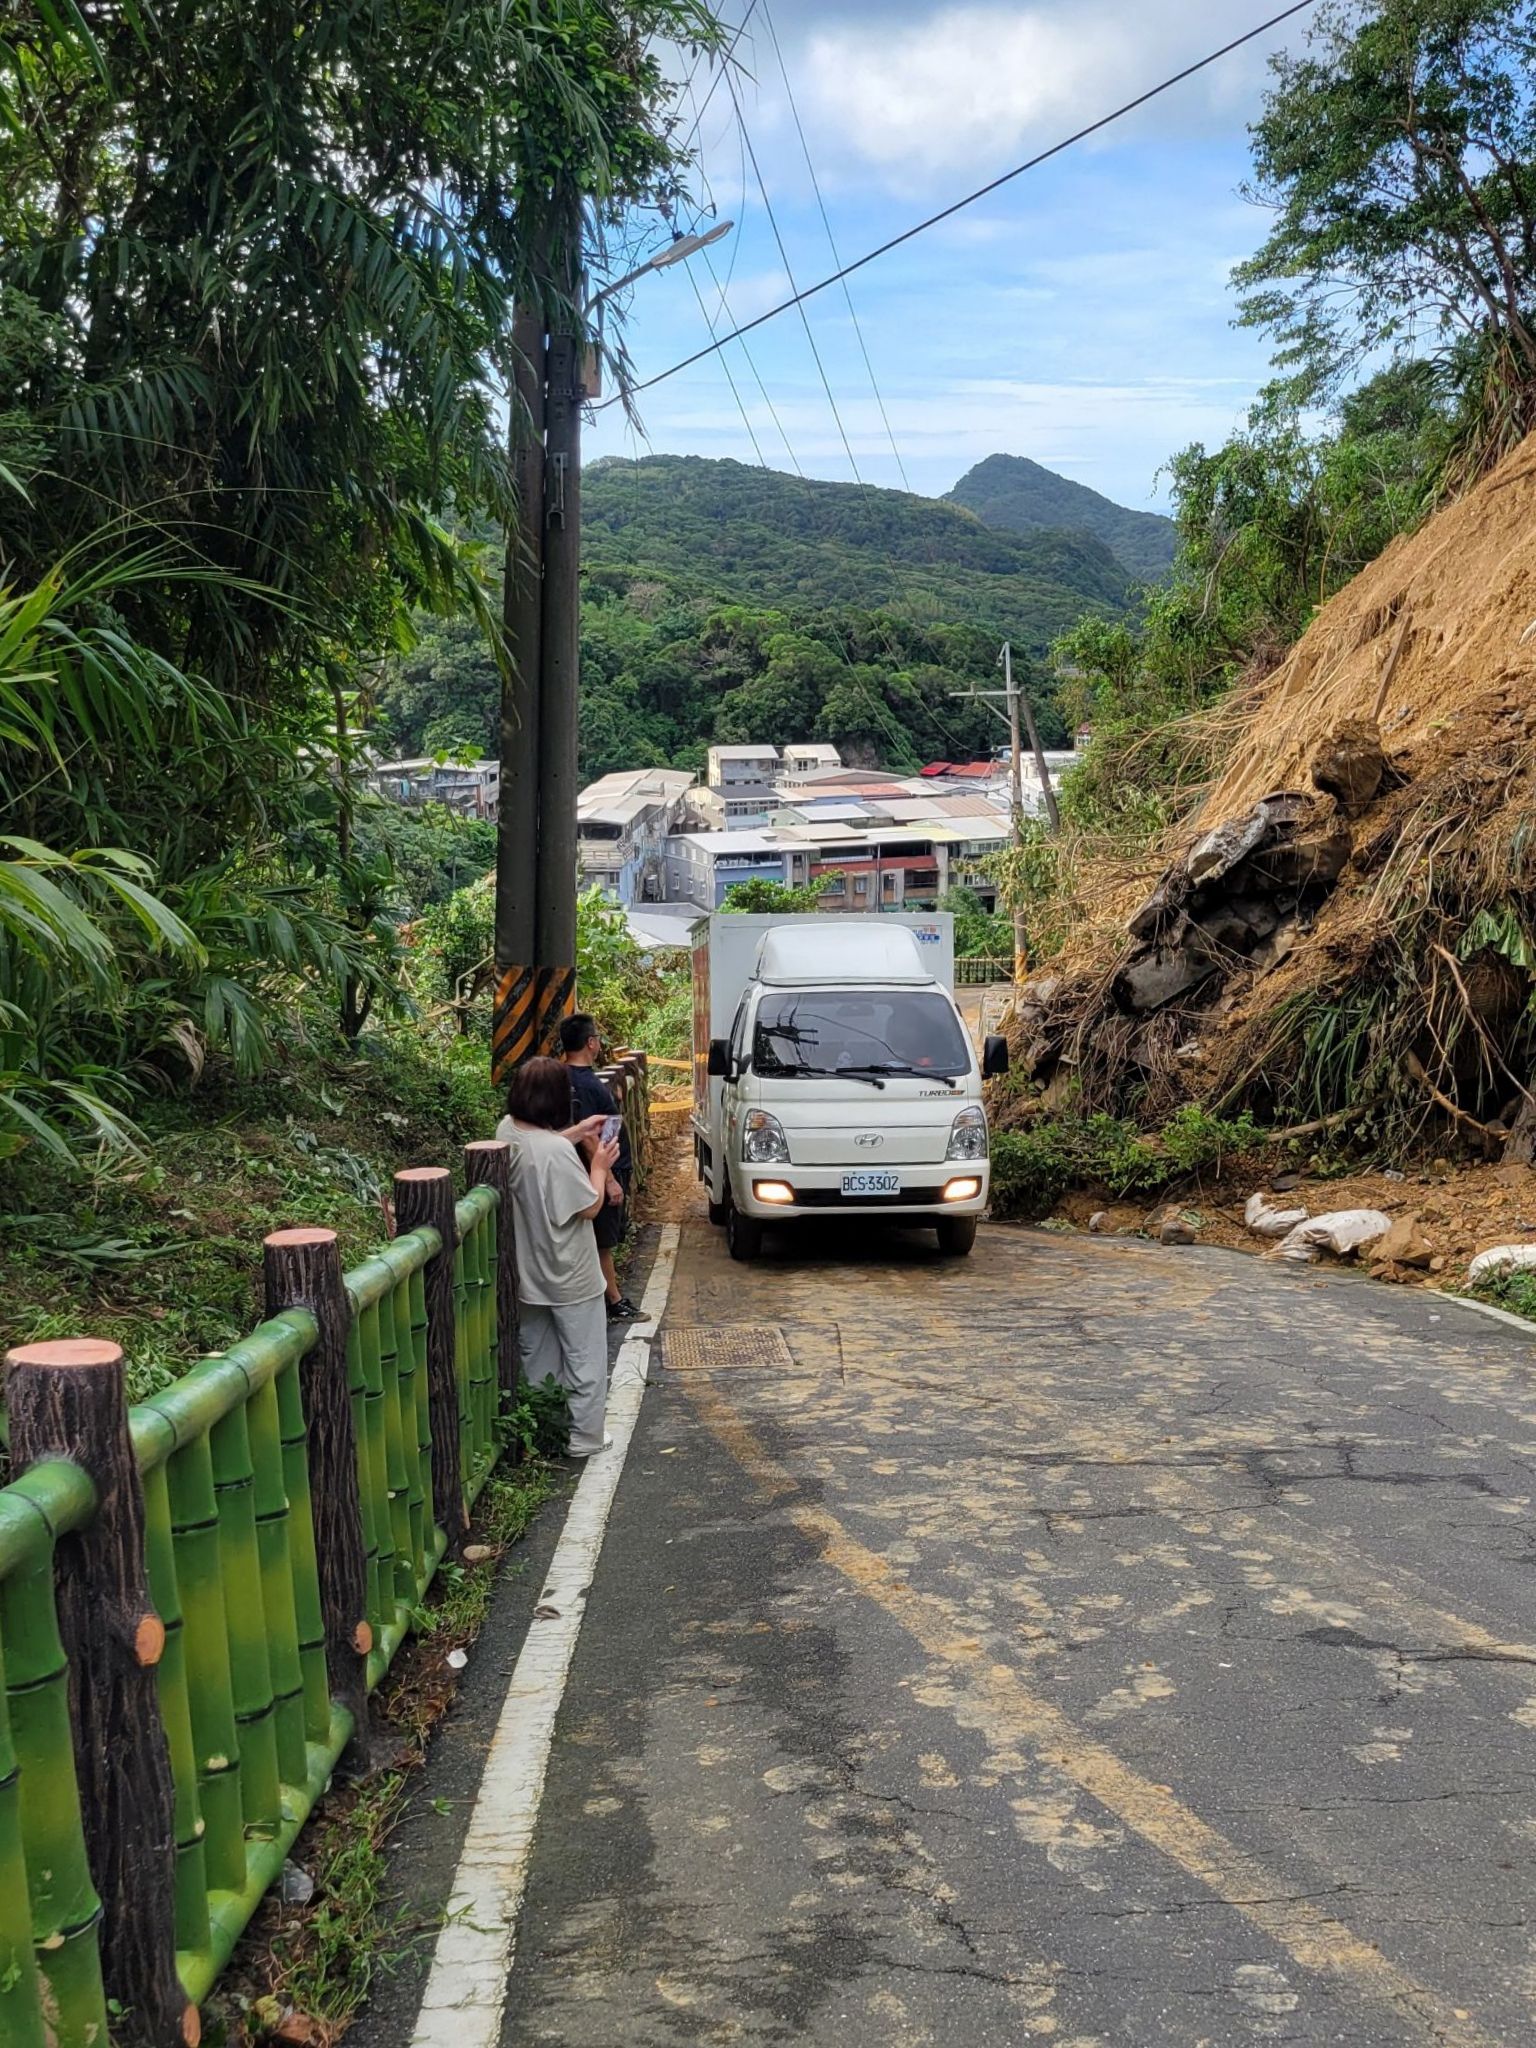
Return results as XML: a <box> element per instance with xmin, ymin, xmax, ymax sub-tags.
<box><xmin>661</xmin><ymin>1324</ymin><xmax>796</xmax><ymax>1374</ymax></box>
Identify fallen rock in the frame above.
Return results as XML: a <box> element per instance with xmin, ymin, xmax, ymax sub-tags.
<box><xmin>1467</xmin><ymin>1243</ymin><xmax>1536</xmax><ymax>1284</ymax></box>
<box><xmin>1088</xmin><ymin>1210</ymin><xmax>1109</xmax><ymax>1233</ymax></box>
<box><xmin>1372</xmin><ymin>1212</ymin><xmax>1434</xmax><ymax>1269</ymax></box>
<box><xmin>1158</xmin><ymin>1211</ymin><xmax>1200</xmax><ymax>1246</ymax></box>
<box><xmin>462</xmin><ymin>1543</ymin><xmax>494</xmax><ymax>1564</ymax></box>
<box><xmin>1245</xmin><ymin>1192</ymin><xmax>1310</xmax><ymax>1238</ymax></box>
<box><xmin>1272</xmin><ymin>1208</ymin><xmax>1392</xmax><ymax>1263</ymax></box>
<box><xmin>1310</xmin><ymin>717</ymin><xmax>1387</xmax><ymax>812</ymax></box>
<box><xmin>1114</xmin><ymin>945</ymin><xmax>1220</xmax><ymax>1016</ymax></box>
<box><xmin>1248</xmin><ymin>817</ymin><xmax>1354</xmax><ymax>891</ymax></box>
<box><xmin>1186</xmin><ymin>805</ymin><xmax>1277</xmax><ymax>887</ymax></box>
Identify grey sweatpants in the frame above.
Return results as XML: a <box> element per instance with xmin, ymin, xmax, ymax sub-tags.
<box><xmin>517</xmin><ymin>1294</ymin><xmax>609</xmax><ymax>1454</ymax></box>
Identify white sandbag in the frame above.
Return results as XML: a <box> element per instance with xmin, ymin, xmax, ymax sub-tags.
<box><xmin>1467</xmin><ymin>1243</ymin><xmax>1536</xmax><ymax>1284</ymax></box>
<box><xmin>1245</xmin><ymin>1192</ymin><xmax>1310</xmax><ymax>1238</ymax></box>
<box><xmin>1272</xmin><ymin>1209</ymin><xmax>1392</xmax><ymax>1264</ymax></box>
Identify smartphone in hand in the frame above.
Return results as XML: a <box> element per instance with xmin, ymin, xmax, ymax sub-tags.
<box><xmin>600</xmin><ymin>1114</ymin><xmax>623</xmax><ymax>1148</ymax></box>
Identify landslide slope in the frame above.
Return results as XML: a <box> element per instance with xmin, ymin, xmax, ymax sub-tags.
<box><xmin>1010</xmin><ymin>431</ymin><xmax>1536</xmax><ymax>1146</ymax></box>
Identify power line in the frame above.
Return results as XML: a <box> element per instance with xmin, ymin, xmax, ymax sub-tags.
<box><xmin>685</xmin><ymin>264</ymin><xmax>771</xmax><ymax>470</ymax></box>
<box><xmin>678</xmin><ymin>0</ymin><xmax>761</xmax><ymax>158</ymax></box>
<box><xmin>597</xmin><ymin>0</ymin><xmax>1319</xmax><ymax>407</ymax></box>
<box><xmin>760</xmin><ymin>1</ymin><xmax>911</xmax><ymax>493</ymax></box>
<box><xmin>723</xmin><ymin>61</ymin><xmax>868</xmax><ymax>490</ymax></box>
<box><xmin>711</xmin><ymin>63</ymin><xmax>979</xmax><ymax>754</ymax></box>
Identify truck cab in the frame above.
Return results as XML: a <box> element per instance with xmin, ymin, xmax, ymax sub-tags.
<box><xmin>692</xmin><ymin>916</ymin><xmax>1007</xmax><ymax>1260</ymax></box>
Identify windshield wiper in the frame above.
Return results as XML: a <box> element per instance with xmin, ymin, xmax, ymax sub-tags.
<box><xmin>842</xmin><ymin>1063</ymin><xmax>958</xmax><ymax>1090</ymax></box>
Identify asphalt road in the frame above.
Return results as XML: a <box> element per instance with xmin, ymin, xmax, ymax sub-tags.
<box><xmin>384</xmin><ymin>1215</ymin><xmax>1536</xmax><ymax>2047</ymax></box>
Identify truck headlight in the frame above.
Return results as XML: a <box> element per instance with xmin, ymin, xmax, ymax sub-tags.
<box><xmin>945</xmin><ymin>1104</ymin><xmax>988</xmax><ymax>1161</ymax></box>
<box><xmin>743</xmin><ymin>1110</ymin><xmax>790</xmax><ymax>1164</ymax></box>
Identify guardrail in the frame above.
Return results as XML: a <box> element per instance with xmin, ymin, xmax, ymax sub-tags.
<box><xmin>954</xmin><ymin>956</ymin><xmax>1015</xmax><ymax>986</ymax></box>
<box><xmin>0</xmin><ymin>1051</ymin><xmax>650</xmax><ymax>2048</ymax></box>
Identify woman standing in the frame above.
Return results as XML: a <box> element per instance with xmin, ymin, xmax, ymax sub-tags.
<box><xmin>497</xmin><ymin>1056</ymin><xmax>622</xmax><ymax>1458</ymax></box>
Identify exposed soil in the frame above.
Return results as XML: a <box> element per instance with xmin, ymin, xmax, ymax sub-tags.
<box><xmin>635</xmin><ymin>1096</ymin><xmax>707</xmax><ymax>1226</ymax></box>
<box><xmin>1053</xmin><ymin>1154</ymin><xmax>1536</xmax><ymax>1290</ymax></box>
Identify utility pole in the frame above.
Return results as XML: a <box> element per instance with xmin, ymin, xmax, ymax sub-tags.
<box><xmin>534</xmin><ymin>184</ymin><xmax>584</xmax><ymax>1025</ymax></box>
<box><xmin>491</xmin><ymin>216</ymin><xmax>734</xmax><ymax>1083</ymax></box>
<box><xmin>491</xmin><ymin>299</ymin><xmax>546</xmax><ymax>1082</ymax></box>
<box><xmin>491</xmin><ymin>188</ymin><xmax>582</xmax><ymax>1084</ymax></box>
<box><xmin>952</xmin><ymin>642</ymin><xmax>1060</xmax><ymax>985</ymax></box>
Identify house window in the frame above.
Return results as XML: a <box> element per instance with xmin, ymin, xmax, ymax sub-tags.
<box><xmin>853</xmin><ymin>876</ymin><xmax>868</xmax><ymax>896</ymax></box>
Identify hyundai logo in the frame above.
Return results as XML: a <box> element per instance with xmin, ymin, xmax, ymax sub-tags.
<box><xmin>853</xmin><ymin>1133</ymin><xmax>884</xmax><ymax>1148</ymax></box>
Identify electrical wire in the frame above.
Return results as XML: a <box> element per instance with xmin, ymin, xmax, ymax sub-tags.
<box><xmin>685</xmin><ymin>264</ymin><xmax>771</xmax><ymax>470</ymax></box>
<box><xmin>722</xmin><ymin>61</ymin><xmax>868</xmax><ymax>489</ymax></box>
<box><xmin>760</xmin><ymin>0</ymin><xmax>911</xmax><ymax>493</ymax></box>
<box><xmin>596</xmin><ymin>0</ymin><xmax>1320</xmax><ymax>407</ymax></box>
<box><xmin>678</xmin><ymin>0</ymin><xmax>761</xmax><ymax>159</ymax></box>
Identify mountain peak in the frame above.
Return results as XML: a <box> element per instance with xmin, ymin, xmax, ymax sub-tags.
<box><xmin>946</xmin><ymin>454</ymin><xmax>1176</xmax><ymax>581</ymax></box>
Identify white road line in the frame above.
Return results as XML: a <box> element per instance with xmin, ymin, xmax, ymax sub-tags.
<box><xmin>1439</xmin><ymin>1287</ymin><xmax>1536</xmax><ymax>1341</ymax></box>
<box><xmin>409</xmin><ymin>1223</ymin><xmax>681</xmax><ymax>2048</ymax></box>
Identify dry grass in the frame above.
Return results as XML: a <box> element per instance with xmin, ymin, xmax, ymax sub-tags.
<box><xmin>1006</xmin><ymin>430</ymin><xmax>1536</xmax><ymax>1151</ymax></box>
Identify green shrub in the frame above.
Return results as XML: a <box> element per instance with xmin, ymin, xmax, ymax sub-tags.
<box><xmin>1469</xmin><ymin>1269</ymin><xmax>1536</xmax><ymax>1326</ymax></box>
<box><xmin>989</xmin><ymin>1106</ymin><xmax>1265</xmax><ymax>1220</ymax></box>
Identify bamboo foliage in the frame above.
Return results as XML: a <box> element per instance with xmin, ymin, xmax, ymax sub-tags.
<box><xmin>0</xmin><ymin>1152</ymin><xmax>516</xmax><ymax>2044</ymax></box>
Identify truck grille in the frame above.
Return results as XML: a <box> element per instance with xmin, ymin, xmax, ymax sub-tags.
<box><xmin>782</xmin><ymin>1184</ymin><xmax>949</xmax><ymax>1207</ymax></box>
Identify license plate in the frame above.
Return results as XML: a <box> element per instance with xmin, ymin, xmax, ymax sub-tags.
<box><xmin>841</xmin><ymin>1171</ymin><xmax>901</xmax><ymax>1197</ymax></box>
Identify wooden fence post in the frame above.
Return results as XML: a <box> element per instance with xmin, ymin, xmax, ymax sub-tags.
<box><xmin>393</xmin><ymin>1169</ymin><xmax>467</xmax><ymax>1553</ymax></box>
<box><xmin>4</xmin><ymin>1340</ymin><xmax>196</xmax><ymax>2048</ymax></box>
<box><xmin>465</xmin><ymin>1139</ymin><xmax>519</xmax><ymax>1413</ymax></box>
<box><xmin>262</xmin><ymin>1231</ymin><xmax>371</xmax><ymax>1763</ymax></box>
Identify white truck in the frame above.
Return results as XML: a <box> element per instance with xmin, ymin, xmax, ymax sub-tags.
<box><xmin>690</xmin><ymin>912</ymin><xmax>1009</xmax><ymax>1260</ymax></box>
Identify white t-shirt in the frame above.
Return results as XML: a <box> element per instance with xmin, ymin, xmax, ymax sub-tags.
<box><xmin>496</xmin><ymin>1117</ymin><xmax>604</xmax><ymax>1306</ymax></box>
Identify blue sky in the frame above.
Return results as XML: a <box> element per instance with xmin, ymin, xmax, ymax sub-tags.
<box><xmin>582</xmin><ymin>0</ymin><xmax>1319</xmax><ymax>513</ymax></box>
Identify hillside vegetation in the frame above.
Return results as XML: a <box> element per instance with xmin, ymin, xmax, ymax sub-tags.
<box><xmin>583</xmin><ymin>455</ymin><xmax>1132</xmax><ymax>626</ymax></box>
<box><xmin>380</xmin><ymin>454</ymin><xmax>1136</xmax><ymax>777</ymax></box>
<box><xmin>948</xmin><ymin>453</ymin><xmax>1177</xmax><ymax>580</ymax></box>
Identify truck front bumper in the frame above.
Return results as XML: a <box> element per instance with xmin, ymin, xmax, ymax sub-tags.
<box><xmin>735</xmin><ymin>1164</ymin><xmax>990</xmax><ymax>1221</ymax></box>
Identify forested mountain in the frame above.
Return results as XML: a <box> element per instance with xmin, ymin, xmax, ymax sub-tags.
<box><xmin>583</xmin><ymin>455</ymin><xmax>1132</xmax><ymax>630</ymax></box>
<box><xmin>379</xmin><ymin>455</ymin><xmax>1133</xmax><ymax>780</ymax></box>
<box><xmin>947</xmin><ymin>454</ymin><xmax>1177</xmax><ymax>580</ymax></box>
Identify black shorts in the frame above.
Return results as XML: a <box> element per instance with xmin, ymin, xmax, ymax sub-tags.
<box><xmin>594</xmin><ymin>1173</ymin><xmax>629</xmax><ymax>1251</ymax></box>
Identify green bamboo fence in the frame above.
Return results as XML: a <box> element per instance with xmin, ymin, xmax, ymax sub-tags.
<box><xmin>0</xmin><ymin>1140</ymin><xmax>524</xmax><ymax>2048</ymax></box>
<box><xmin>0</xmin><ymin>1057</ymin><xmax>651</xmax><ymax>2047</ymax></box>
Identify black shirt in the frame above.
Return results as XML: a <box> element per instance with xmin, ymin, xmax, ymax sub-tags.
<box><xmin>568</xmin><ymin>1062</ymin><xmax>633</xmax><ymax>1178</ymax></box>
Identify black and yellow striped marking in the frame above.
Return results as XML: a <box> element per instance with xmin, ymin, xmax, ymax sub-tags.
<box><xmin>492</xmin><ymin>963</ymin><xmax>576</xmax><ymax>1082</ymax></box>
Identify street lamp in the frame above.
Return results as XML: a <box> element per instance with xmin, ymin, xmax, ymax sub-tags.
<box><xmin>586</xmin><ymin>220</ymin><xmax>734</xmax><ymax>312</ymax></box>
<box><xmin>582</xmin><ymin>222</ymin><xmax>734</xmax><ymax>397</ymax></box>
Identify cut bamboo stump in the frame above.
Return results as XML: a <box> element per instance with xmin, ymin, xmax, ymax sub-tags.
<box><xmin>464</xmin><ymin>1140</ymin><xmax>519</xmax><ymax>1412</ymax></box>
<box><xmin>393</xmin><ymin>1170</ymin><xmax>467</xmax><ymax>1553</ymax></box>
<box><xmin>262</xmin><ymin>1230</ymin><xmax>371</xmax><ymax>1763</ymax></box>
<box><xmin>4</xmin><ymin>1340</ymin><xmax>196</xmax><ymax>2048</ymax></box>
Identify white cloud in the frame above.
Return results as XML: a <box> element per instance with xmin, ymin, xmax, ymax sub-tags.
<box><xmin>800</xmin><ymin>0</ymin><xmax>1293</xmax><ymax>179</ymax></box>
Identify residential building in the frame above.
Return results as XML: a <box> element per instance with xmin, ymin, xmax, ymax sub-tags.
<box><xmin>576</xmin><ymin>767</ymin><xmax>695</xmax><ymax>904</ymax></box>
<box><xmin>778</xmin><ymin>742</ymin><xmax>842</xmax><ymax>784</ymax></box>
<box><xmin>366</xmin><ymin>758</ymin><xmax>500</xmax><ymax>817</ymax></box>
<box><xmin>666</xmin><ymin>829</ymin><xmax>790</xmax><ymax>908</ymax></box>
<box><xmin>706</xmin><ymin>743</ymin><xmax>780</xmax><ymax>789</ymax></box>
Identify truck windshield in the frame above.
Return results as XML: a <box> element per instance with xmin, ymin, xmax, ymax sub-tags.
<box><xmin>752</xmin><ymin>990</ymin><xmax>970</xmax><ymax>1079</ymax></box>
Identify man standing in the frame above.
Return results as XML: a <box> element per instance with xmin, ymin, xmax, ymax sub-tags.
<box><xmin>559</xmin><ymin>1012</ymin><xmax>640</xmax><ymax>1320</ymax></box>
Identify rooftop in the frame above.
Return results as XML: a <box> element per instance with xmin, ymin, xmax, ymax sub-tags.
<box><xmin>710</xmin><ymin>743</ymin><xmax>780</xmax><ymax>761</ymax></box>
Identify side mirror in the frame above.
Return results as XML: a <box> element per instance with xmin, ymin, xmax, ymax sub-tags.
<box><xmin>707</xmin><ymin>1037</ymin><xmax>731</xmax><ymax>1079</ymax></box>
<box><xmin>982</xmin><ymin>1034</ymin><xmax>1010</xmax><ymax>1079</ymax></box>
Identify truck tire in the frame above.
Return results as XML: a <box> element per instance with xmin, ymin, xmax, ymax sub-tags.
<box><xmin>725</xmin><ymin>1182</ymin><xmax>763</xmax><ymax>1262</ymax></box>
<box><xmin>936</xmin><ymin>1215</ymin><xmax>977</xmax><ymax>1256</ymax></box>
